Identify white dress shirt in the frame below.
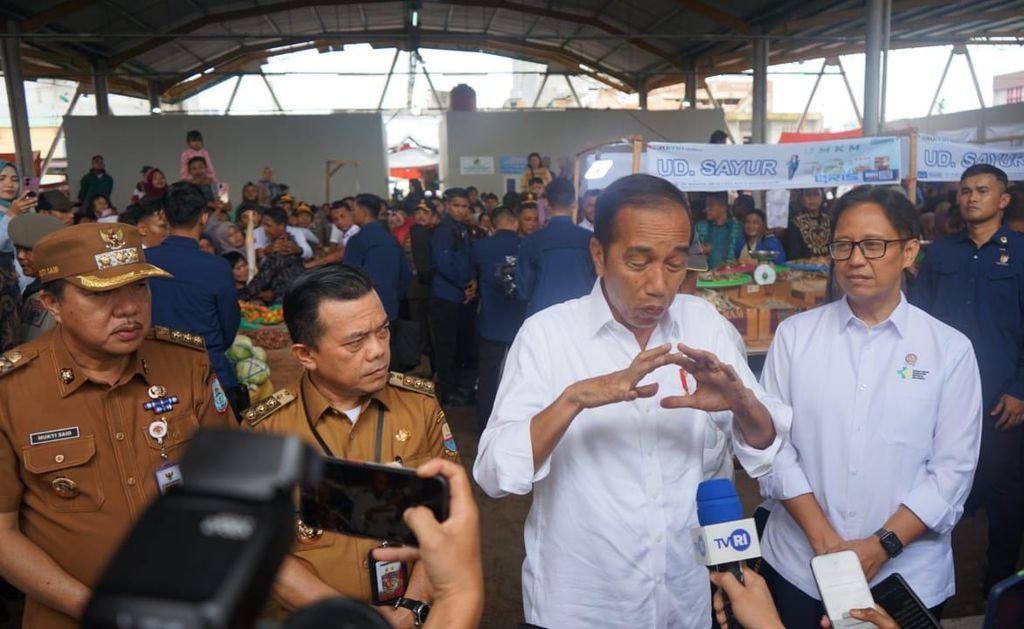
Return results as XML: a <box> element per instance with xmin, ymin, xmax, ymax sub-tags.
<box><xmin>329</xmin><ymin>223</ymin><xmax>361</xmax><ymax>246</ymax></box>
<box><xmin>758</xmin><ymin>295</ymin><xmax>982</xmax><ymax>607</ymax></box>
<box><xmin>474</xmin><ymin>280</ymin><xmax>791</xmax><ymax>629</ymax></box>
<box><xmin>579</xmin><ymin>217</ymin><xmax>594</xmax><ymax>232</ymax></box>
<box><xmin>253</xmin><ymin>225</ymin><xmax>314</xmax><ymax>260</ymax></box>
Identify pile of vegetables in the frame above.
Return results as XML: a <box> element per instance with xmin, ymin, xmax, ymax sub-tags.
<box><xmin>225</xmin><ymin>335</ymin><xmax>273</xmax><ymax>399</ymax></box>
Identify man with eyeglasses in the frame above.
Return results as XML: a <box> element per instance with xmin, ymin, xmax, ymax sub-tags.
<box><xmin>910</xmin><ymin>163</ymin><xmax>1024</xmax><ymax>594</ymax></box>
<box><xmin>757</xmin><ymin>185</ymin><xmax>982</xmax><ymax>626</ymax></box>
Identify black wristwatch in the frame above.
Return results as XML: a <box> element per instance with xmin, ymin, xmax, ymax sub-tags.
<box><xmin>395</xmin><ymin>597</ymin><xmax>430</xmax><ymax>626</ymax></box>
<box><xmin>874</xmin><ymin>527</ymin><xmax>904</xmax><ymax>559</ymax></box>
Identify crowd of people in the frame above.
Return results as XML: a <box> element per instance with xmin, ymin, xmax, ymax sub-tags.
<box><xmin>0</xmin><ymin>123</ymin><xmax>1021</xmax><ymax>629</ymax></box>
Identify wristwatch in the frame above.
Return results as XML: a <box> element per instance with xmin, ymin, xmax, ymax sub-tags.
<box><xmin>394</xmin><ymin>597</ymin><xmax>431</xmax><ymax>626</ymax></box>
<box><xmin>873</xmin><ymin>527</ymin><xmax>904</xmax><ymax>559</ymax></box>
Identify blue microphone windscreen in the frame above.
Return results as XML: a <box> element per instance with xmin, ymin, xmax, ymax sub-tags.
<box><xmin>696</xmin><ymin>478</ymin><xmax>744</xmax><ymax>525</ymax></box>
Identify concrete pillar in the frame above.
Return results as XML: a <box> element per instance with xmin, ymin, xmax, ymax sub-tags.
<box><xmin>863</xmin><ymin>0</ymin><xmax>886</xmax><ymax>135</ymax></box>
<box><xmin>751</xmin><ymin>37</ymin><xmax>769</xmax><ymax>144</ymax></box>
<box><xmin>1</xmin><ymin>23</ymin><xmax>35</xmax><ymax>179</ymax></box>
<box><xmin>92</xmin><ymin>58</ymin><xmax>111</xmax><ymax>116</ymax></box>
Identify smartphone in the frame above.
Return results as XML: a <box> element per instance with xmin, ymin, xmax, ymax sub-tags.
<box><xmin>811</xmin><ymin>551</ymin><xmax>876</xmax><ymax>628</ymax></box>
<box><xmin>217</xmin><ymin>182</ymin><xmax>230</xmax><ymax>204</ymax></box>
<box><xmin>300</xmin><ymin>458</ymin><xmax>448</xmax><ymax>546</ymax></box>
<box><xmin>985</xmin><ymin>571</ymin><xmax>1024</xmax><ymax>629</ymax></box>
<box><xmin>870</xmin><ymin>573</ymin><xmax>941</xmax><ymax>629</ymax></box>
<box><xmin>23</xmin><ymin>176</ymin><xmax>39</xmax><ymax>194</ymax></box>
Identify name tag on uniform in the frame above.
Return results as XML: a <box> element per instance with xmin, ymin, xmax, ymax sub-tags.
<box><xmin>155</xmin><ymin>462</ymin><xmax>183</xmax><ymax>495</ymax></box>
<box><xmin>29</xmin><ymin>427</ymin><xmax>80</xmax><ymax>446</ymax></box>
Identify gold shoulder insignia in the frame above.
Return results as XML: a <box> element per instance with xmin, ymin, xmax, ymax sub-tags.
<box><xmin>388</xmin><ymin>372</ymin><xmax>436</xmax><ymax>397</ymax></box>
<box><xmin>244</xmin><ymin>389</ymin><xmax>296</xmax><ymax>427</ymax></box>
<box><xmin>151</xmin><ymin>326</ymin><xmax>206</xmax><ymax>350</ymax></box>
<box><xmin>0</xmin><ymin>348</ymin><xmax>37</xmax><ymax>377</ymax></box>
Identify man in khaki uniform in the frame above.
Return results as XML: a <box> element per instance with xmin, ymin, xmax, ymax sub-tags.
<box><xmin>10</xmin><ymin>213</ymin><xmax>64</xmax><ymax>344</ymax></box>
<box><xmin>0</xmin><ymin>223</ymin><xmax>235</xmax><ymax>628</ymax></box>
<box><xmin>243</xmin><ymin>265</ymin><xmax>459</xmax><ymax>628</ymax></box>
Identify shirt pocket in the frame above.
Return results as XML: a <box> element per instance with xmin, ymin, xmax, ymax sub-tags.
<box><xmin>22</xmin><ymin>435</ymin><xmax>105</xmax><ymax>512</ymax></box>
<box><xmin>987</xmin><ymin>265</ymin><xmax>1020</xmax><ymax>325</ymax></box>
<box><xmin>879</xmin><ymin>391</ymin><xmax>936</xmax><ymax>452</ymax></box>
<box><xmin>139</xmin><ymin>410</ymin><xmax>200</xmax><ymax>457</ymax></box>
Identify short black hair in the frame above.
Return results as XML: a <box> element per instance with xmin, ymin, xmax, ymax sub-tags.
<box><xmin>706</xmin><ymin>191</ymin><xmax>729</xmax><ymax>207</ymax></box>
<box><xmin>594</xmin><ymin>174</ymin><xmax>691</xmax><ymax>251</ymax></box>
<box><xmin>120</xmin><ymin>197</ymin><xmax>163</xmax><ymax>226</ymax></box>
<box><xmin>466</xmin><ymin>186</ymin><xmax>478</xmax><ymax>194</ymax></box>
<box><xmin>284</xmin><ymin>265</ymin><xmax>375</xmax><ymax>348</ymax></box>
<box><xmin>583</xmin><ymin>188</ymin><xmax>602</xmax><ymax>199</ymax></box>
<box><xmin>187</xmin><ymin>155</ymin><xmax>207</xmax><ymax>169</ymax></box>
<box><xmin>491</xmin><ymin>206</ymin><xmax>516</xmax><ymax>225</ymax></box>
<box><xmin>446</xmin><ymin>187</ymin><xmax>470</xmax><ymax>202</ymax></box>
<box><xmin>745</xmin><ymin>209</ymin><xmax>767</xmax><ymax>225</ymax></box>
<box><xmin>733</xmin><ymin>194</ymin><xmax>756</xmax><ymax>216</ymax></box>
<box><xmin>482</xmin><ymin>192</ymin><xmax>499</xmax><ymax>202</ymax></box>
<box><xmin>264</xmin><ymin>206</ymin><xmax>289</xmax><ymax>226</ymax></box>
<box><xmin>961</xmin><ymin>163</ymin><xmax>1009</xmax><ymax>190</ymax></box>
<box><xmin>709</xmin><ymin>130</ymin><xmax>729</xmax><ymax>144</ymax></box>
<box><xmin>830</xmin><ymin>185</ymin><xmax>920</xmax><ymax>240</ymax></box>
<box><xmin>186</xmin><ymin>129</ymin><xmax>203</xmax><ymax>142</ymax></box>
<box><xmin>221</xmin><ymin>251</ymin><xmax>246</xmax><ymax>269</ymax></box>
<box><xmin>502</xmin><ymin>191</ymin><xmax>521</xmax><ymax>211</ymax></box>
<box><xmin>164</xmin><ymin>182</ymin><xmax>208</xmax><ymax>228</ymax></box>
<box><xmin>546</xmin><ymin>178</ymin><xmax>575</xmax><ymax>208</ymax></box>
<box><xmin>355</xmin><ymin>193</ymin><xmax>383</xmax><ymax>219</ymax></box>
<box><xmin>528</xmin><ymin>176</ymin><xmax>544</xmax><ymax>187</ymax></box>
<box><xmin>42</xmin><ymin>279</ymin><xmax>68</xmax><ymax>301</ymax></box>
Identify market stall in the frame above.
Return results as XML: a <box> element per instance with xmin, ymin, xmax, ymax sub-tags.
<box><xmin>226</xmin><ymin>302</ymin><xmax>300</xmax><ymax>402</ymax></box>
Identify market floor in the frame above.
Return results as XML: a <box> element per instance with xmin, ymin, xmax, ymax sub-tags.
<box><xmin>0</xmin><ymin>402</ymin><xmax>1011</xmax><ymax>628</ymax></box>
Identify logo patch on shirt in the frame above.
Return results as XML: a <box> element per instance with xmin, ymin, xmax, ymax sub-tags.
<box><xmin>441</xmin><ymin>421</ymin><xmax>457</xmax><ymax>455</ymax></box>
<box><xmin>29</xmin><ymin>426</ymin><xmax>80</xmax><ymax>446</ymax></box>
<box><xmin>897</xmin><ymin>353</ymin><xmax>929</xmax><ymax>381</ymax></box>
<box><xmin>211</xmin><ymin>377</ymin><xmax>229</xmax><ymax>414</ymax></box>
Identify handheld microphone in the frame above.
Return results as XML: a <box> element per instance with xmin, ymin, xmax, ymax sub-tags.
<box><xmin>693</xmin><ymin>479</ymin><xmax>761</xmax><ymax>628</ymax></box>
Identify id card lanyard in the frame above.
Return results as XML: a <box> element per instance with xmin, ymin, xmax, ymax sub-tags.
<box><xmin>304</xmin><ymin>402</ymin><xmax>385</xmax><ymax>463</ymax></box>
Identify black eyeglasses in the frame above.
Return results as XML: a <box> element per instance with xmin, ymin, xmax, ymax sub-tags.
<box><xmin>827</xmin><ymin>238</ymin><xmax>914</xmax><ymax>261</ymax></box>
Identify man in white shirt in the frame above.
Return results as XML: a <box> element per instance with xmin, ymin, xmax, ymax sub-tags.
<box><xmin>756</xmin><ymin>186</ymin><xmax>982</xmax><ymax>625</ymax></box>
<box><xmin>329</xmin><ymin>200</ymin><xmax>361</xmax><ymax>247</ymax></box>
<box><xmin>474</xmin><ymin>174</ymin><xmax>791</xmax><ymax>629</ymax></box>
<box><xmin>254</xmin><ymin>223</ymin><xmax>314</xmax><ymax>260</ymax></box>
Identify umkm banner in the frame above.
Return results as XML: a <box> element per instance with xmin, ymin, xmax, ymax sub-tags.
<box><xmin>916</xmin><ymin>134</ymin><xmax>1024</xmax><ymax>182</ymax></box>
<box><xmin>646</xmin><ymin>137</ymin><xmax>903</xmax><ymax>191</ymax></box>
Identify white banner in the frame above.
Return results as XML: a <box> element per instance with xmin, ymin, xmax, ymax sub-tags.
<box><xmin>645</xmin><ymin>137</ymin><xmax>903</xmax><ymax>191</ymax></box>
<box><xmin>916</xmin><ymin>134</ymin><xmax>1024</xmax><ymax>182</ymax></box>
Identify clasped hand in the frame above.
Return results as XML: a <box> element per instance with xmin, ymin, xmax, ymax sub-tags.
<box><xmin>568</xmin><ymin>343</ymin><xmax>750</xmax><ymax>413</ymax></box>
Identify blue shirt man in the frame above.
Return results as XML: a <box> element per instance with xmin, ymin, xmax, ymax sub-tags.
<box><xmin>147</xmin><ymin>188</ymin><xmax>241</xmax><ymax>398</ymax></box>
<box><xmin>343</xmin><ymin>215</ymin><xmax>412</xmax><ymax>322</ymax></box>
<box><xmin>909</xmin><ymin>164</ymin><xmax>1024</xmax><ymax>591</ymax></box>
<box><xmin>431</xmin><ymin>213</ymin><xmax>473</xmax><ymax>304</ymax></box>
<box><xmin>474</xmin><ymin>227</ymin><xmax>528</xmax><ymax>345</ymax></box>
<box><xmin>516</xmin><ymin>180</ymin><xmax>596</xmax><ymax>317</ymax></box>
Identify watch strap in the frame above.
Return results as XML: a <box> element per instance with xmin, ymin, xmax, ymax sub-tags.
<box><xmin>394</xmin><ymin>597</ymin><xmax>430</xmax><ymax>626</ymax></box>
<box><xmin>873</xmin><ymin>527</ymin><xmax>903</xmax><ymax>558</ymax></box>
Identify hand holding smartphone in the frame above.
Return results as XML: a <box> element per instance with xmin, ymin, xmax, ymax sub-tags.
<box><xmin>812</xmin><ymin>550</ymin><xmax>877</xmax><ymax>628</ymax></box>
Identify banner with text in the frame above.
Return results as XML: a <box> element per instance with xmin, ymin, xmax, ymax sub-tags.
<box><xmin>916</xmin><ymin>135</ymin><xmax>1024</xmax><ymax>182</ymax></box>
<box><xmin>645</xmin><ymin>137</ymin><xmax>903</xmax><ymax>191</ymax></box>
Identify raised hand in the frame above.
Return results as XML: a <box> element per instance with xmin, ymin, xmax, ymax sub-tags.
<box><xmin>661</xmin><ymin>343</ymin><xmax>751</xmax><ymax>413</ymax></box>
<box><xmin>567</xmin><ymin>343</ymin><xmax>679</xmax><ymax>410</ymax></box>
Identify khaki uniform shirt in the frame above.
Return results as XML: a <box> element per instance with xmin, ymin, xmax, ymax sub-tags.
<box><xmin>0</xmin><ymin>326</ymin><xmax>235</xmax><ymax>629</ymax></box>
<box><xmin>242</xmin><ymin>371</ymin><xmax>459</xmax><ymax>612</ymax></box>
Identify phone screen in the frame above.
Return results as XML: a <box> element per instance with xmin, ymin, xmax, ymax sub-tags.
<box><xmin>300</xmin><ymin>458</ymin><xmax>448</xmax><ymax>546</ymax></box>
<box><xmin>871</xmin><ymin>574</ymin><xmax>941</xmax><ymax>629</ymax></box>
<box><xmin>811</xmin><ymin>551</ymin><xmax>875</xmax><ymax>628</ymax></box>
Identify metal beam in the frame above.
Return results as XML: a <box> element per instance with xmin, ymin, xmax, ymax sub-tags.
<box><xmin>378</xmin><ymin>48</ymin><xmax>400</xmax><ymax>110</ymax></box>
<box><xmin>147</xmin><ymin>81</ymin><xmax>161</xmax><ymax>112</ymax></box>
<box><xmin>863</xmin><ymin>0</ymin><xmax>886</xmax><ymax>135</ymax></box>
<box><xmin>532</xmin><ymin>72</ymin><xmax>550</xmax><ymax>108</ymax></box>
<box><xmin>751</xmin><ymin>36</ymin><xmax>768</xmax><ymax>144</ymax></box>
<box><xmin>92</xmin><ymin>57</ymin><xmax>111</xmax><ymax>116</ymax></box>
<box><xmin>2</xmin><ymin>24</ymin><xmax>35</xmax><ymax>178</ymax></box>
<box><xmin>18</xmin><ymin>0</ymin><xmax>97</xmax><ymax>33</ymax></box>
<box><xmin>418</xmin><ymin>53</ymin><xmax>444</xmax><ymax>110</ymax></box>
<box><xmin>41</xmin><ymin>86</ymin><xmax>81</xmax><ymax>176</ymax></box>
<box><xmin>927</xmin><ymin>48</ymin><xmax>955</xmax><ymax>116</ymax></box>
<box><xmin>963</xmin><ymin>46</ymin><xmax>987</xmax><ymax>110</ymax></box>
<box><xmin>225</xmin><ymin>75</ymin><xmax>242</xmax><ymax>113</ymax></box>
<box><xmin>684</xmin><ymin>58</ymin><xmax>697</xmax><ymax>108</ymax></box>
<box><xmin>637</xmin><ymin>76</ymin><xmax>648</xmax><ymax>110</ymax></box>
<box><xmin>669</xmin><ymin>0</ymin><xmax>749</xmax><ymax>34</ymax></box>
<box><xmin>836</xmin><ymin>56</ymin><xmax>862</xmax><ymax>127</ymax></box>
<box><xmin>260</xmin><ymin>72</ymin><xmax>284</xmax><ymax>112</ymax></box>
<box><xmin>796</xmin><ymin>59</ymin><xmax>826</xmax><ymax>133</ymax></box>
<box><xmin>565</xmin><ymin>74</ymin><xmax>582</xmax><ymax>108</ymax></box>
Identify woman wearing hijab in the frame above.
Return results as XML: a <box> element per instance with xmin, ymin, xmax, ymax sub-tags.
<box><xmin>211</xmin><ymin>221</ymin><xmax>246</xmax><ymax>254</ymax></box>
<box><xmin>0</xmin><ymin>160</ymin><xmax>36</xmax><ymax>351</ymax></box>
<box><xmin>143</xmin><ymin>167</ymin><xmax>168</xmax><ymax>200</ymax></box>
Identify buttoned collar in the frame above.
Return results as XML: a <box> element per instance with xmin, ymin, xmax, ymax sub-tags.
<box><xmin>586</xmin><ymin>279</ymin><xmax>680</xmax><ymax>342</ymax></box>
<box><xmin>948</xmin><ymin>225</ymin><xmax>1014</xmax><ymax>249</ymax></box>
<box><xmin>836</xmin><ymin>293</ymin><xmax>909</xmax><ymax>338</ymax></box>
<box><xmin>52</xmin><ymin>327</ymin><xmax>152</xmax><ymax>397</ymax></box>
<box><xmin>301</xmin><ymin>371</ymin><xmax>391</xmax><ymax>426</ymax></box>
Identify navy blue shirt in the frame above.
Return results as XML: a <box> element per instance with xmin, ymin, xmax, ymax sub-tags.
<box><xmin>343</xmin><ymin>220</ymin><xmax>413</xmax><ymax>321</ymax></box>
<box><xmin>146</xmin><ymin>236</ymin><xmax>241</xmax><ymax>388</ymax></box>
<box><xmin>472</xmin><ymin>229</ymin><xmax>528</xmax><ymax>344</ymax></box>
<box><xmin>910</xmin><ymin>225</ymin><xmax>1024</xmax><ymax>411</ymax></box>
<box><xmin>430</xmin><ymin>215</ymin><xmax>473</xmax><ymax>304</ymax></box>
<box><xmin>516</xmin><ymin>215</ymin><xmax>596</xmax><ymax>316</ymax></box>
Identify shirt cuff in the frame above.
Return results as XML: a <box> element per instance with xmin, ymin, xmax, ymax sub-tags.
<box><xmin>757</xmin><ymin>464</ymin><xmax>814</xmax><ymax>501</ymax></box>
<box><xmin>902</xmin><ymin>481</ymin><xmax>959</xmax><ymax>534</ymax></box>
<box><xmin>483</xmin><ymin>418</ymin><xmax>550</xmax><ymax>497</ymax></box>
<box><xmin>727</xmin><ymin>415</ymin><xmax>782</xmax><ymax>479</ymax></box>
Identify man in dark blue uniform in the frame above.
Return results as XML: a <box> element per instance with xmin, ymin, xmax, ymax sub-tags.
<box><xmin>343</xmin><ymin>193</ymin><xmax>412</xmax><ymax>324</ymax></box>
<box><xmin>147</xmin><ymin>182</ymin><xmax>245</xmax><ymax>417</ymax></box>
<box><xmin>471</xmin><ymin>207</ymin><xmax>527</xmax><ymax>431</ymax></box>
<box><xmin>515</xmin><ymin>178</ymin><xmax>596</xmax><ymax>316</ymax></box>
<box><xmin>429</xmin><ymin>188</ymin><xmax>476</xmax><ymax>406</ymax></box>
<box><xmin>910</xmin><ymin>163</ymin><xmax>1024</xmax><ymax>592</ymax></box>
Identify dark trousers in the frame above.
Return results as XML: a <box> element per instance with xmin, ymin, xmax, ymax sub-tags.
<box><xmin>477</xmin><ymin>336</ymin><xmax>510</xmax><ymax>432</ymax></box>
<box><xmin>758</xmin><ymin>557</ymin><xmax>945</xmax><ymax>627</ymax></box>
<box><xmin>427</xmin><ymin>297</ymin><xmax>461</xmax><ymax>401</ymax></box>
<box><xmin>456</xmin><ymin>300</ymin><xmax>478</xmax><ymax>391</ymax></box>
<box><xmin>226</xmin><ymin>384</ymin><xmax>250</xmax><ymax>424</ymax></box>
<box><xmin>973</xmin><ymin>421</ymin><xmax>1024</xmax><ymax>590</ymax></box>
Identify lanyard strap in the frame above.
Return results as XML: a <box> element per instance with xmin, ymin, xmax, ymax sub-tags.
<box><xmin>305</xmin><ymin>402</ymin><xmax>385</xmax><ymax>463</ymax></box>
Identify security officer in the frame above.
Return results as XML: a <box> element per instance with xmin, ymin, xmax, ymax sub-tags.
<box><xmin>0</xmin><ymin>223</ymin><xmax>235</xmax><ymax>628</ymax></box>
<box><xmin>9</xmin><ymin>213</ymin><xmax>64</xmax><ymax>344</ymax></box>
<box><xmin>242</xmin><ymin>265</ymin><xmax>459</xmax><ymax>628</ymax></box>
<box><xmin>910</xmin><ymin>163</ymin><xmax>1024</xmax><ymax>592</ymax></box>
